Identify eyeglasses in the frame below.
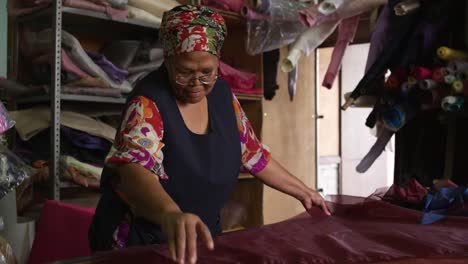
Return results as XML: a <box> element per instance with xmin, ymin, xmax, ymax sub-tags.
<box><xmin>174</xmin><ymin>72</ymin><xmax>218</xmax><ymax>86</ymax></box>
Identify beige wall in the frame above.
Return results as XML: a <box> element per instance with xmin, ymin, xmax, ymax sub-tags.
<box><xmin>262</xmin><ymin>48</ymin><xmax>317</xmax><ymax>224</ymax></box>
<box><xmin>317</xmin><ymin>48</ymin><xmax>340</xmax><ymax>157</ymax></box>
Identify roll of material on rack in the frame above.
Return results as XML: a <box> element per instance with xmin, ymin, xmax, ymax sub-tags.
<box><xmin>441</xmin><ymin>96</ymin><xmax>464</xmax><ymax>112</ymax></box>
<box><xmin>411</xmin><ymin>66</ymin><xmax>432</xmax><ymax>80</ymax></box>
<box><xmin>437</xmin><ymin>46</ymin><xmax>468</xmax><ymax>61</ymax></box>
<box><xmin>452</xmin><ymin>80</ymin><xmax>464</xmax><ymax>93</ymax></box>
<box><xmin>318</xmin><ymin>0</ymin><xmax>344</xmax><ymax>15</ymax></box>
<box><xmin>381</xmin><ymin>105</ymin><xmax>406</xmax><ymax>132</ymax></box>
<box><xmin>418</xmin><ymin>79</ymin><xmax>437</xmax><ymax>90</ymax></box>
<box><xmin>447</xmin><ymin>60</ymin><xmax>468</xmax><ymax>73</ymax></box>
<box><xmin>394</xmin><ymin>0</ymin><xmax>420</xmax><ymax>16</ymax></box>
<box><xmin>432</xmin><ymin>67</ymin><xmax>447</xmax><ymax>82</ymax></box>
<box><xmin>444</xmin><ymin>74</ymin><xmax>456</xmax><ymax>84</ymax></box>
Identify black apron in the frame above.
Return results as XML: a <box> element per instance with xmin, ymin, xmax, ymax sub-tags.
<box><xmin>89</xmin><ymin>65</ymin><xmax>241</xmax><ymax>251</ymax></box>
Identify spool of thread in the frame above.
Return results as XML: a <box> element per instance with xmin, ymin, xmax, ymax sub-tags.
<box><xmin>437</xmin><ymin>46</ymin><xmax>468</xmax><ymax>61</ymax></box>
<box><xmin>381</xmin><ymin>106</ymin><xmax>406</xmax><ymax>132</ymax></box>
<box><xmin>407</xmin><ymin>76</ymin><xmax>418</xmax><ymax>86</ymax></box>
<box><xmin>447</xmin><ymin>60</ymin><xmax>468</xmax><ymax>73</ymax></box>
<box><xmin>432</xmin><ymin>67</ymin><xmax>447</xmax><ymax>82</ymax></box>
<box><xmin>441</xmin><ymin>96</ymin><xmax>464</xmax><ymax>112</ymax></box>
<box><xmin>452</xmin><ymin>80</ymin><xmax>464</xmax><ymax>93</ymax></box>
<box><xmin>444</xmin><ymin>74</ymin><xmax>456</xmax><ymax>84</ymax></box>
<box><xmin>411</xmin><ymin>66</ymin><xmax>432</xmax><ymax>80</ymax></box>
<box><xmin>385</xmin><ymin>75</ymin><xmax>401</xmax><ymax>92</ymax></box>
<box><xmin>456</xmin><ymin>71</ymin><xmax>468</xmax><ymax>81</ymax></box>
<box><xmin>418</xmin><ymin>79</ymin><xmax>438</xmax><ymax>90</ymax></box>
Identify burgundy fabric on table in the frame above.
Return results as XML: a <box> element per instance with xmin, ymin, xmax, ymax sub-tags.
<box><xmin>82</xmin><ymin>195</ymin><xmax>468</xmax><ymax>264</ymax></box>
<box><xmin>63</xmin><ymin>0</ymin><xmax>128</xmax><ymax>20</ymax></box>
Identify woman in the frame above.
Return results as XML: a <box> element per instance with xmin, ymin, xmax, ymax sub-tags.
<box><xmin>89</xmin><ymin>4</ymin><xmax>330</xmax><ymax>264</ymax></box>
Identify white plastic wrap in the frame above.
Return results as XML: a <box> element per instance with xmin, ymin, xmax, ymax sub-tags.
<box><xmin>0</xmin><ymin>145</ymin><xmax>35</xmax><ymax>200</ymax></box>
<box><xmin>244</xmin><ymin>0</ymin><xmax>311</xmax><ymax>55</ymax></box>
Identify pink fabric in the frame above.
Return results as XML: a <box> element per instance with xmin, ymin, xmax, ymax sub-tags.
<box><xmin>219</xmin><ymin>62</ymin><xmax>259</xmax><ymax>94</ymax></box>
<box><xmin>32</xmin><ymin>49</ymin><xmax>90</xmax><ymax>79</ymax></box>
<box><xmin>63</xmin><ymin>0</ymin><xmax>128</xmax><ymax>20</ymax></box>
<box><xmin>28</xmin><ymin>200</ymin><xmax>95</xmax><ymax>264</ymax></box>
<box><xmin>322</xmin><ymin>15</ymin><xmax>360</xmax><ymax>89</ymax></box>
<box><xmin>202</xmin><ymin>0</ymin><xmax>243</xmax><ymax>13</ymax></box>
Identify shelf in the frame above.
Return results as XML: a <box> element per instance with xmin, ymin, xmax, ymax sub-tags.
<box><xmin>59</xmin><ymin>181</ymin><xmax>81</xmax><ymax>188</ymax></box>
<box><xmin>17</xmin><ymin>94</ymin><xmax>127</xmax><ymax>104</ymax></box>
<box><xmin>235</xmin><ymin>93</ymin><xmax>263</xmax><ymax>101</ymax></box>
<box><xmin>17</xmin><ymin>5</ymin><xmax>160</xmax><ymax>29</ymax></box>
<box><xmin>239</xmin><ymin>173</ymin><xmax>254</xmax><ymax>179</ymax></box>
<box><xmin>62</xmin><ymin>7</ymin><xmax>160</xmax><ymax>29</ymax></box>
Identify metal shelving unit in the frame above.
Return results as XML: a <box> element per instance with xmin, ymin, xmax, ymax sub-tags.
<box><xmin>17</xmin><ymin>94</ymin><xmax>126</xmax><ymax>104</ymax></box>
<box><xmin>12</xmin><ymin>3</ymin><xmax>262</xmax><ymax>202</ymax></box>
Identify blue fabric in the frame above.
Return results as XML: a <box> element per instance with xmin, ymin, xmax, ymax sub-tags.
<box><xmin>421</xmin><ymin>186</ymin><xmax>468</xmax><ymax>224</ymax></box>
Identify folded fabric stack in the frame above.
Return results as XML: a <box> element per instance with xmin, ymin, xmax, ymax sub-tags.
<box><xmin>11</xmin><ymin>0</ymin><xmax>179</xmax><ymax>25</ymax></box>
<box><xmin>10</xmin><ymin>107</ymin><xmax>116</xmax><ymax>188</ymax></box>
<box><xmin>21</xmin><ymin>28</ymin><xmax>165</xmax><ymax>97</ymax></box>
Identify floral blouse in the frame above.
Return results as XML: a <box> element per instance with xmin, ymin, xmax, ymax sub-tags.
<box><xmin>106</xmin><ymin>95</ymin><xmax>271</xmax><ymax>178</ymax></box>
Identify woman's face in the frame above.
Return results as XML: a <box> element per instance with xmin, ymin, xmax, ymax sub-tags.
<box><xmin>166</xmin><ymin>51</ymin><xmax>219</xmax><ymax>104</ymax></box>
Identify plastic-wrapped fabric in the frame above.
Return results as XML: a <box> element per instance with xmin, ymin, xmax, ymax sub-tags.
<box><xmin>0</xmin><ymin>102</ymin><xmax>15</xmax><ymax>135</ymax></box>
<box><xmin>62</xmin><ymin>0</ymin><xmax>129</xmax><ymax>20</ymax></box>
<box><xmin>245</xmin><ymin>0</ymin><xmax>311</xmax><ymax>55</ymax></box>
<box><xmin>0</xmin><ymin>144</ymin><xmax>35</xmax><ymax>199</ymax></box>
<box><xmin>76</xmin><ymin>195</ymin><xmax>468</xmax><ymax>263</ymax></box>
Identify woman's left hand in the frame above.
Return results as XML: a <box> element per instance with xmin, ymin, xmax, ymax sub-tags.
<box><xmin>298</xmin><ymin>187</ymin><xmax>331</xmax><ymax>216</ymax></box>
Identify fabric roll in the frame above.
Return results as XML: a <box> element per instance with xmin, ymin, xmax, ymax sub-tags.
<box><xmin>127</xmin><ymin>0</ymin><xmax>179</xmax><ymax>18</ymax></box>
<box><xmin>61</xmin><ymin>156</ymin><xmax>103</xmax><ymax>181</ymax></box>
<box><xmin>10</xmin><ymin>107</ymin><xmax>117</xmax><ymax>142</ymax></box>
<box><xmin>318</xmin><ymin>0</ymin><xmax>344</xmax><ymax>15</ymax></box>
<box><xmin>322</xmin><ymin>15</ymin><xmax>360</xmax><ymax>89</ymax></box>
<box><xmin>281</xmin><ymin>20</ymin><xmax>339</xmax><ymax>72</ymax></box>
<box><xmin>87</xmin><ymin>52</ymin><xmax>128</xmax><ymax>84</ymax></box>
<box><xmin>127</xmin><ymin>5</ymin><xmax>162</xmax><ymax>25</ymax></box>
<box><xmin>300</xmin><ymin>0</ymin><xmax>387</xmax><ymax>28</ymax></box>
<box><xmin>263</xmin><ymin>49</ymin><xmax>280</xmax><ymax>100</ymax></box>
<box><xmin>68</xmin><ymin>76</ymin><xmax>110</xmax><ymax>89</ymax></box>
<box><xmin>288</xmin><ymin>64</ymin><xmax>298</xmax><ymax>101</ymax></box>
<box><xmin>365</xmin><ymin>5</ymin><xmax>391</xmax><ymax>73</ymax></box>
<box><xmin>63</xmin><ymin>0</ymin><xmax>128</xmax><ymax>20</ymax></box>
<box><xmin>394</xmin><ymin>0</ymin><xmax>420</xmax><ymax>16</ymax></box>
<box><xmin>356</xmin><ymin>127</ymin><xmax>394</xmax><ymax>173</ymax></box>
<box><xmin>61</xmin><ymin>86</ymin><xmax>123</xmax><ymax>98</ymax></box>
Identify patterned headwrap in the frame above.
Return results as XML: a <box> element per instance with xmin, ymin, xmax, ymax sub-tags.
<box><xmin>159</xmin><ymin>5</ymin><xmax>227</xmax><ymax>57</ymax></box>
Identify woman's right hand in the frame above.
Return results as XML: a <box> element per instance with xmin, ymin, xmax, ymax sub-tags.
<box><xmin>158</xmin><ymin>212</ymin><xmax>214</xmax><ymax>264</ymax></box>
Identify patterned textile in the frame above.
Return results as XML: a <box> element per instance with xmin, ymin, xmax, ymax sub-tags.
<box><xmin>159</xmin><ymin>5</ymin><xmax>227</xmax><ymax>57</ymax></box>
<box><xmin>106</xmin><ymin>95</ymin><xmax>271</xmax><ymax>178</ymax></box>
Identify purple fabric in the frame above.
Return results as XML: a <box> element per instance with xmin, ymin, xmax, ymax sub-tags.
<box><xmin>61</xmin><ymin>126</ymin><xmax>112</xmax><ymax>151</ymax></box>
<box><xmin>87</xmin><ymin>52</ymin><xmax>128</xmax><ymax>84</ymax></box>
<box><xmin>365</xmin><ymin>5</ymin><xmax>391</xmax><ymax>73</ymax></box>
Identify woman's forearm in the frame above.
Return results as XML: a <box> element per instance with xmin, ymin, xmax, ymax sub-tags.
<box><xmin>115</xmin><ymin>163</ymin><xmax>181</xmax><ymax>224</ymax></box>
<box><xmin>254</xmin><ymin>158</ymin><xmax>310</xmax><ymax>200</ymax></box>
